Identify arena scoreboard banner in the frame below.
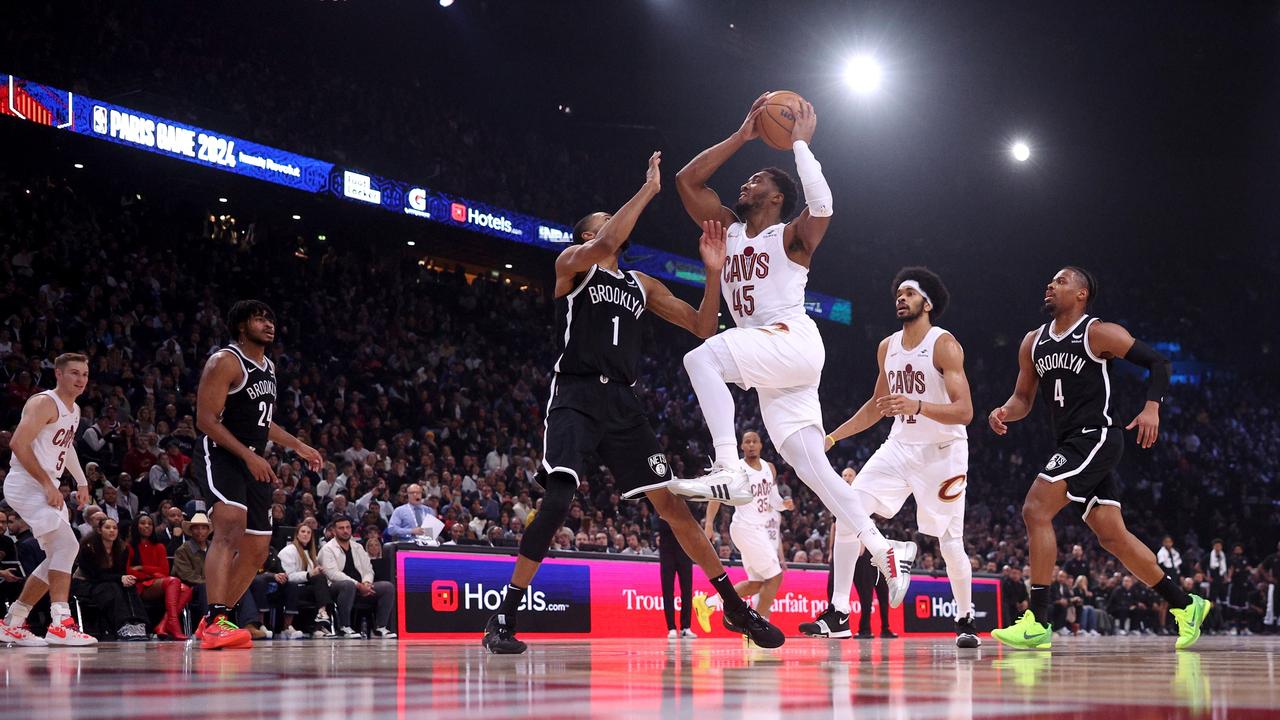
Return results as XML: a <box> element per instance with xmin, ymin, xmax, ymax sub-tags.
<box><xmin>394</xmin><ymin>548</ymin><xmax>1000</xmax><ymax>639</ymax></box>
<box><xmin>1</xmin><ymin>72</ymin><xmax>852</xmax><ymax>324</ymax></box>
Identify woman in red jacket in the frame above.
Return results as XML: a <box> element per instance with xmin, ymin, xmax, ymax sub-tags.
<box><xmin>127</xmin><ymin>514</ymin><xmax>192</xmax><ymax>639</ymax></box>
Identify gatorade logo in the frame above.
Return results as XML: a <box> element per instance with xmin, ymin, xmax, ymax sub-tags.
<box><xmin>432</xmin><ymin>580</ymin><xmax>459</xmax><ymax>612</ymax></box>
<box><xmin>915</xmin><ymin>595</ymin><xmax>932</xmax><ymax>619</ymax></box>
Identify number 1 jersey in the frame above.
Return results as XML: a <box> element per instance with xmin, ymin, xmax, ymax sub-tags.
<box><xmin>553</xmin><ymin>265</ymin><xmax>647</xmax><ymax>384</ymax></box>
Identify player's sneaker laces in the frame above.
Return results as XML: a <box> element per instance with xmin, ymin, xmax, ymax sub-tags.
<box><xmin>870</xmin><ymin>540</ymin><xmax>917</xmax><ymax>608</ymax></box>
<box><xmin>1170</xmin><ymin>594</ymin><xmax>1212</xmax><ymax>650</ymax></box>
<box><xmin>799</xmin><ymin>607</ymin><xmax>851</xmax><ymax>638</ymax></box>
<box><xmin>0</xmin><ymin>618</ymin><xmax>49</xmax><ymax>646</ymax></box>
<box><xmin>482</xmin><ymin>614</ymin><xmax>527</xmax><ymax>655</ymax></box>
<box><xmin>667</xmin><ymin>461</ymin><xmax>753</xmax><ymax>506</ymax></box>
<box><xmin>45</xmin><ymin>617</ymin><xmax>97</xmax><ymax>646</ymax></box>
<box><xmin>990</xmin><ymin>610</ymin><xmax>1052</xmax><ymax>650</ymax></box>
<box><xmin>200</xmin><ymin>615</ymin><xmax>253</xmax><ymax>650</ymax></box>
<box><xmin>956</xmin><ymin>613</ymin><xmax>981</xmax><ymax>648</ymax></box>
<box><xmin>722</xmin><ymin>604</ymin><xmax>785</xmax><ymax>648</ymax></box>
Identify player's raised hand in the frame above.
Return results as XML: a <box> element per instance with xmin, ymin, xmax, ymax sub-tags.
<box><xmin>699</xmin><ymin>219</ymin><xmax>727</xmax><ymax>273</ymax></box>
<box><xmin>792</xmin><ymin>101</ymin><xmax>817</xmax><ymax>145</ymax></box>
<box><xmin>988</xmin><ymin>407</ymin><xmax>1009</xmax><ymax>435</ymax></box>
<box><xmin>644</xmin><ymin>151</ymin><xmax>661</xmax><ymax>193</ymax></box>
<box><xmin>735</xmin><ymin>93</ymin><xmax>769</xmax><ymax>141</ymax></box>
<box><xmin>1125</xmin><ymin>402</ymin><xmax>1160</xmax><ymax>449</ymax></box>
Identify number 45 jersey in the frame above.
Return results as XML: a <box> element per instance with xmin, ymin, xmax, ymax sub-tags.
<box><xmin>553</xmin><ymin>265</ymin><xmax>646</xmax><ymax>385</ymax></box>
<box><xmin>721</xmin><ymin>221</ymin><xmax>807</xmax><ymax>328</ymax></box>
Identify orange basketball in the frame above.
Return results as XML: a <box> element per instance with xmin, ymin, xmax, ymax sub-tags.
<box><xmin>755</xmin><ymin>90</ymin><xmax>806</xmax><ymax>150</ymax></box>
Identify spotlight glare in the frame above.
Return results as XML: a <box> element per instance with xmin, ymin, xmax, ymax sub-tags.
<box><xmin>439</xmin><ymin>0</ymin><xmax>454</xmax><ymax>6</ymax></box>
<box><xmin>218</xmin><ymin>197</ymin><xmax>228</xmax><ymax>203</ymax></box>
<box><xmin>407</xmin><ymin>241</ymin><xmax>416</xmax><ymax>246</ymax></box>
<box><xmin>73</xmin><ymin>163</ymin><xmax>84</xmax><ymax>169</ymax></box>
<box><xmin>843</xmin><ymin>55</ymin><xmax>882</xmax><ymax>95</ymax></box>
<box><xmin>1011</xmin><ymin>141</ymin><xmax>1031</xmax><ymax>162</ymax></box>
<box><xmin>504</xmin><ymin>263</ymin><xmax>513</xmax><ymax>269</ymax></box>
<box><xmin>291</xmin><ymin>214</ymin><xmax>301</xmax><ymax>220</ymax></box>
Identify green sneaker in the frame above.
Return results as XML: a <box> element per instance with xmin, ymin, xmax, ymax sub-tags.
<box><xmin>991</xmin><ymin>610</ymin><xmax>1052</xmax><ymax>650</ymax></box>
<box><xmin>1170</xmin><ymin>594</ymin><xmax>1212</xmax><ymax>650</ymax></box>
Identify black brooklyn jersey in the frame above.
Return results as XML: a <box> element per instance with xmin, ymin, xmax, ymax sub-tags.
<box><xmin>553</xmin><ymin>265</ymin><xmax>647</xmax><ymax>384</ymax></box>
<box><xmin>1032</xmin><ymin>315</ymin><xmax>1112</xmax><ymax>439</ymax></box>
<box><xmin>208</xmin><ymin>344</ymin><xmax>277</xmax><ymax>454</ymax></box>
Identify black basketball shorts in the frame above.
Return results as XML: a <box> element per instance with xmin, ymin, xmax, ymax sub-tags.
<box><xmin>192</xmin><ymin>436</ymin><xmax>275</xmax><ymax>534</ymax></box>
<box><xmin>1037</xmin><ymin>426</ymin><xmax>1124</xmax><ymax>520</ymax></box>
<box><xmin>541</xmin><ymin>373</ymin><xmax>673</xmax><ymax>499</ymax></box>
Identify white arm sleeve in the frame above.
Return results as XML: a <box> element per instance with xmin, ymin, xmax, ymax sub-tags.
<box><xmin>792</xmin><ymin>140</ymin><xmax>833</xmax><ymax>217</ymax></box>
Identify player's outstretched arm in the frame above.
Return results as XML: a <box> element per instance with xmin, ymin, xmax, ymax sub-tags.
<box><xmin>196</xmin><ymin>351</ymin><xmax>278</xmax><ymax>483</ymax></box>
<box><xmin>556</xmin><ymin>152</ymin><xmax>662</xmax><ymax>283</ymax></box>
<box><xmin>826</xmin><ymin>338</ymin><xmax>891</xmax><ymax>450</ymax></box>
<box><xmin>635</xmin><ymin>220</ymin><xmax>725</xmax><ymax>338</ymax></box>
<box><xmin>900</xmin><ymin>334</ymin><xmax>973</xmax><ymax>426</ymax></box>
<box><xmin>674</xmin><ymin>94</ymin><xmax>767</xmax><ymax>228</ymax></box>
<box><xmin>1088</xmin><ymin>321</ymin><xmax>1170</xmax><ymax>448</ymax></box>
<box><xmin>989</xmin><ymin>329</ymin><xmax>1040</xmax><ymax>435</ymax></box>
<box><xmin>784</xmin><ymin>101</ymin><xmax>833</xmax><ymax>262</ymax></box>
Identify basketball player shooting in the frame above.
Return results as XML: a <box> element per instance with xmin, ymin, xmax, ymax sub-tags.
<box><xmin>988</xmin><ymin>267</ymin><xmax>1211</xmax><ymax>650</ymax></box>
<box><xmin>670</xmin><ymin>94</ymin><xmax>911</xmax><ymax>600</ymax></box>
<box><xmin>482</xmin><ymin>152</ymin><xmax>784</xmax><ymax>654</ymax></box>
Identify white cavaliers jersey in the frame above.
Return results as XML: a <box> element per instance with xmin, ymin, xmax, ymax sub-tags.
<box><xmin>731</xmin><ymin>460</ymin><xmax>784</xmax><ymax>528</ymax></box>
<box><xmin>11</xmin><ymin>390</ymin><xmax>80</xmax><ymax>478</ymax></box>
<box><xmin>722</xmin><ymin>221</ymin><xmax>808</xmax><ymax>328</ymax></box>
<box><xmin>885</xmin><ymin>327</ymin><xmax>968</xmax><ymax>444</ymax></box>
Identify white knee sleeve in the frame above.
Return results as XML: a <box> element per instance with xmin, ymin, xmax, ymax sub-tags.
<box><xmin>939</xmin><ymin>531</ymin><xmax>973</xmax><ymax>618</ymax></box>
<box><xmin>38</xmin><ymin>527</ymin><xmax>80</xmax><ymax>574</ymax></box>
<box><xmin>831</xmin><ymin>521</ymin><xmax>862</xmax><ymax>614</ymax></box>
<box><xmin>778</xmin><ymin>426</ymin><xmax>888</xmax><ymax>557</ymax></box>
<box><xmin>30</xmin><ymin>558</ymin><xmax>51</xmax><ymax>583</ymax></box>
<box><xmin>683</xmin><ymin>340</ymin><xmax>742</xmax><ymax>466</ymax></box>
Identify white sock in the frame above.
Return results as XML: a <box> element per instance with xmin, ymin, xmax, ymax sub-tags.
<box><xmin>5</xmin><ymin>600</ymin><xmax>32</xmax><ymax>626</ymax></box>
<box><xmin>683</xmin><ymin>342</ymin><xmax>741</xmax><ymax>467</ymax></box>
<box><xmin>50</xmin><ymin>602</ymin><xmax>71</xmax><ymax>625</ymax></box>
<box><xmin>939</xmin><ymin>532</ymin><xmax>973</xmax><ymax>619</ymax></box>
<box><xmin>831</xmin><ymin>525</ymin><xmax>861</xmax><ymax>614</ymax></box>
<box><xmin>778</xmin><ymin>426</ymin><xmax>889</xmax><ymax>557</ymax></box>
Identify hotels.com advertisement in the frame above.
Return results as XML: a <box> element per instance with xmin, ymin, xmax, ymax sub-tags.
<box><xmin>396</xmin><ymin>550</ymin><xmax>1001</xmax><ymax>639</ymax></box>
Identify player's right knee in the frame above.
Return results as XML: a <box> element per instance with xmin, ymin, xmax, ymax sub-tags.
<box><xmin>38</xmin><ymin>527</ymin><xmax>79</xmax><ymax>574</ymax></box>
<box><xmin>683</xmin><ymin>344</ymin><xmax>709</xmax><ymax>373</ymax></box>
<box><xmin>518</xmin><ymin>472</ymin><xmax>576</xmax><ymax>563</ymax></box>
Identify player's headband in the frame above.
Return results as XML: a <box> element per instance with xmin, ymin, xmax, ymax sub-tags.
<box><xmin>898</xmin><ymin>280</ymin><xmax>932</xmax><ymax>307</ymax></box>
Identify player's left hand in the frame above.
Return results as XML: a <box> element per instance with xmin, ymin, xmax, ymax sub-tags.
<box><xmin>791</xmin><ymin>101</ymin><xmax>817</xmax><ymax>145</ymax></box>
<box><xmin>782</xmin><ymin>497</ymin><xmax>795</xmax><ymax>512</ymax></box>
<box><xmin>875</xmin><ymin>394</ymin><xmax>915</xmax><ymax>417</ymax></box>
<box><xmin>295</xmin><ymin>442</ymin><xmax>323</xmax><ymax>471</ymax></box>
<box><xmin>76</xmin><ymin>485</ymin><xmax>90</xmax><ymax>509</ymax></box>
<box><xmin>1126</xmin><ymin>402</ymin><xmax>1160</xmax><ymax>448</ymax></box>
<box><xmin>699</xmin><ymin>220</ymin><xmax>727</xmax><ymax>273</ymax></box>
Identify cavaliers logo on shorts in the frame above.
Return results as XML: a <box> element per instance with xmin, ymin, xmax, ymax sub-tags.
<box><xmin>1045</xmin><ymin>453</ymin><xmax>1068</xmax><ymax>472</ymax></box>
<box><xmin>647</xmin><ymin>454</ymin><xmax>668</xmax><ymax>478</ymax></box>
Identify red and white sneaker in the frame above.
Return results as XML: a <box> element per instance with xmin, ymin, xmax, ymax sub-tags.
<box><xmin>45</xmin><ymin>617</ymin><xmax>98</xmax><ymax>646</ymax></box>
<box><xmin>0</xmin><ymin>618</ymin><xmax>49</xmax><ymax>647</ymax></box>
<box><xmin>200</xmin><ymin>615</ymin><xmax>252</xmax><ymax>650</ymax></box>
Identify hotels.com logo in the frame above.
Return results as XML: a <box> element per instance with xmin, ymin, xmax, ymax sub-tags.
<box><xmin>449</xmin><ymin>201</ymin><xmax>521</xmax><ymax>235</ymax></box>
<box><xmin>432</xmin><ymin>580</ymin><xmax>459</xmax><ymax>612</ymax></box>
<box><xmin>450</xmin><ymin>202</ymin><xmax>468</xmax><ymax>223</ymax></box>
<box><xmin>915</xmin><ymin>595</ymin><xmax>932</xmax><ymax>619</ymax></box>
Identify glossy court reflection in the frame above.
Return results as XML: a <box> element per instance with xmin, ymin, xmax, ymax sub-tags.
<box><xmin>0</xmin><ymin>636</ymin><xmax>1277</xmax><ymax>719</ymax></box>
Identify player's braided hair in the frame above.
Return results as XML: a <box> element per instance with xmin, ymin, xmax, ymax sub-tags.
<box><xmin>1063</xmin><ymin>266</ymin><xmax>1098</xmax><ymax>308</ymax></box>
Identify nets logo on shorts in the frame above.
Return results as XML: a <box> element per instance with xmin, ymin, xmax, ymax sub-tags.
<box><xmin>647</xmin><ymin>454</ymin><xmax>668</xmax><ymax>478</ymax></box>
<box><xmin>431</xmin><ymin>580</ymin><xmax>459</xmax><ymax>612</ymax></box>
<box><xmin>1045</xmin><ymin>453</ymin><xmax>1068</xmax><ymax>472</ymax></box>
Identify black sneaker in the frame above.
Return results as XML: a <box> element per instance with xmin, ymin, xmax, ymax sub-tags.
<box><xmin>723</xmin><ymin>605</ymin><xmax>785</xmax><ymax>648</ymax></box>
<box><xmin>956</xmin><ymin>614</ymin><xmax>981</xmax><ymax>648</ymax></box>
<box><xmin>880</xmin><ymin>628</ymin><xmax>899</xmax><ymax>639</ymax></box>
<box><xmin>854</xmin><ymin>630</ymin><xmax>875</xmax><ymax>639</ymax></box>
<box><xmin>482</xmin><ymin>614</ymin><xmax>527</xmax><ymax>655</ymax></box>
<box><xmin>799</xmin><ymin>607</ymin><xmax>852</xmax><ymax>638</ymax></box>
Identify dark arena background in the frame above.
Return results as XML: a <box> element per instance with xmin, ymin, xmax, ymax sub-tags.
<box><xmin>1</xmin><ymin>2</ymin><xmax>1278</xmax><ymax>718</ymax></box>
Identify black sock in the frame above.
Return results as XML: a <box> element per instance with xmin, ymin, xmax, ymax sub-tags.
<box><xmin>206</xmin><ymin>604</ymin><xmax>231</xmax><ymax>623</ymax></box>
<box><xmin>1153</xmin><ymin>575</ymin><xmax>1192</xmax><ymax>610</ymax></box>
<box><xmin>498</xmin><ymin>584</ymin><xmax>527</xmax><ymax>623</ymax></box>
<box><xmin>710</xmin><ymin>573</ymin><xmax>746</xmax><ymax>613</ymax></box>
<box><xmin>1029</xmin><ymin>585</ymin><xmax>1051</xmax><ymax>622</ymax></box>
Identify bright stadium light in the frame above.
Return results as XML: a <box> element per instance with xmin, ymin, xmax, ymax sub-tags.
<box><xmin>843</xmin><ymin>55</ymin><xmax>882</xmax><ymax>95</ymax></box>
<box><xmin>1011</xmin><ymin>140</ymin><xmax>1031</xmax><ymax>162</ymax></box>
<box><xmin>73</xmin><ymin>162</ymin><xmax>84</xmax><ymax>169</ymax></box>
<box><xmin>504</xmin><ymin>263</ymin><xmax>513</xmax><ymax>269</ymax></box>
<box><xmin>291</xmin><ymin>214</ymin><xmax>301</xmax><ymax>220</ymax></box>
<box><xmin>439</xmin><ymin>0</ymin><xmax>454</xmax><ymax>6</ymax></box>
<box><xmin>218</xmin><ymin>197</ymin><xmax>228</xmax><ymax>203</ymax></box>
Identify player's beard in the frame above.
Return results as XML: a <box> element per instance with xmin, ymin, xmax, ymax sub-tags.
<box><xmin>1041</xmin><ymin>299</ymin><xmax>1058</xmax><ymax>315</ymax></box>
<box><xmin>897</xmin><ymin>305</ymin><xmax>924</xmax><ymax>323</ymax></box>
<box><xmin>733</xmin><ymin>197</ymin><xmax>759</xmax><ymax>219</ymax></box>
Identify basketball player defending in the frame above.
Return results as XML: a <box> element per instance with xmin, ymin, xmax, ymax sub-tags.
<box><xmin>671</xmin><ymin>94</ymin><xmax>910</xmax><ymax>600</ymax></box>
<box><xmin>814</xmin><ymin>268</ymin><xmax>978</xmax><ymax>648</ymax></box>
<box><xmin>192</xmin><ymin>300</ymin><xmax>322</xmax><ymax>649</ymax></box>
<box><xmin>0</xmin><ymin>353</ymin><xmax>97</xmax><ymax>646</ymax></box>
<box><xmin>989</xmin><ymin>267</ymin><xmax>1210</xmax><ymax>650</ymax></box>
<box><xmin>482</xmin><ymin>152</ymin><xmax>784</xmax><ymax>654</ymax></box>
<box><xmin>701</xmin><ymin>431</ymin><xmax>793</xmax><ymax>621</ymax></box>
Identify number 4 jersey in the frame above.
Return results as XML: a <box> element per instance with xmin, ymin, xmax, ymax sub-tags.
<box><xmin>208</xmin><ymin>343</ymin><xmax>277</xmax><ymax>455</ymax></box>
<box><xmin>10</xmin><ymin>390</ymin><xmax>80</xmax><ymax>479</ymax></box>
<box><xmin>1032</xmin><ymin>314</ymin><xmax>1113</xmax><ymax>441</ymax></box>
<box><xmin>553</xmin><ymin>265</ymin><xmax>646</xmax><ymax>384</ymax></box>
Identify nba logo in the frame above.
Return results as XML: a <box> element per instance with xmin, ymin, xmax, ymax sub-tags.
<box><xmin>92</xmin><ymin>106</ymin><xmax>108</xmax><ymax>135</ymax></box>
<box><xmin>915</xmin><ymin>595</ymin><xmax>932</xmax><ymax>619</ymax></box>
<box><xmin>431</xmin><ymin>580</ymin><xmax>459</xmax><ymax>612</ymax></box>
<box><xmin>450</xmin><ymin>202</ymin><xmax>468</xmax><ymax>223</ymax></box>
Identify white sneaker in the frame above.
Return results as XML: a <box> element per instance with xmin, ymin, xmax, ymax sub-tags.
<box><xmin>282</xmin><ymin>627</ymin><xmax>306</xmax><ymax>640</ymax></box>
<box><xmin>870</xmin><ymin>540</ymin><xmax>917</xmax><ymax>608</ymax></box>
<box><xmin>261</xmin><ymin>627</ymin><xmax>274</xmax><ymax>639</ymax></box>
<box><xmin>1057</xmin><ymin>627</ymin><xmax>1072</xmax><ymax>637</ymax></box>
<box><xmin>0</xmin><ymin>619</ymin><xmax>48</xmax><ymax>647</ymax></box>
<box><xmin>1117</xmin><ymin>629</ymin><xmax>1129</xmax><ymax>636</ymax></box>
<box><xmin>373</xmin><ymin>627</ymin><xmax>397</xmax><ymax>639</ymax></box>
<box><xmin>667</xmin><ymin>461</ymin><xmax>753</xmax><ymax>506</ymax></box>
<box><xmin>45</xmin><ymin>617</ymin><xmax>98</xmax><ymax>646</ymax></box>
<box><xmin>338</xmin><ymin>626</ymin><xmax>363</xmax><ymax>639</ymax></box>
<box><xmin>667</xmin><ymin>629</ymin><xmax>679</xmax><ymax>640</ymax></box>
<box><xmin>680</xmin><ymin>628</ymin><xmax>697</xmax><ymax>639</ymax></box>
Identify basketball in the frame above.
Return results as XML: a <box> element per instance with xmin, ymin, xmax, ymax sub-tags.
<box><xmin>755</xmin><ymin>90</ymin><xmax>806</xmax><ymax>150</ymax></box>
